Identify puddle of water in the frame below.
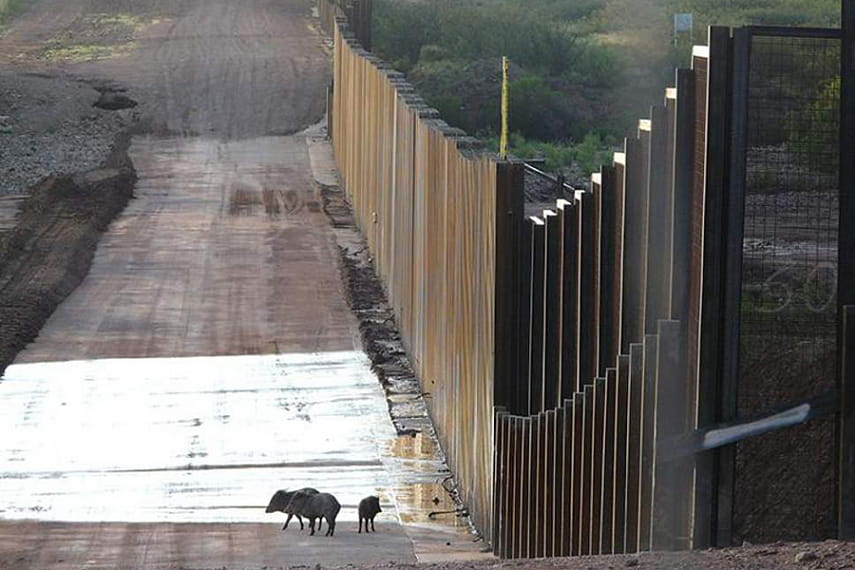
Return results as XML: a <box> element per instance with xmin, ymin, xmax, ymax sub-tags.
<box><xmin>0</xmin><ymin>351</ymin><xmax>469</xmax><ymax>535</ymax></box>
<box><xmin>383</xmin><ymin>430</ymin><xmax>468</xmax><ymax>529</ymax></box>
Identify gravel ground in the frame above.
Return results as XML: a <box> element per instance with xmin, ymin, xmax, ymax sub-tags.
<box><xmin>0</xmin><ymin>71</ymin><xmax>132</xmax><ymax>196</ymax></box>
<box><xmin>308</xmin><ymin>541</ymin><xmax>855</xmax><ymax>570</ymax></box>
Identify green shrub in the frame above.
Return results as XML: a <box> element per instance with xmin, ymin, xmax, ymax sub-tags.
<box><xmin>509</xmin><ymin>76</ymin><xmax>576</xmax><ymax>141</ymax></box>
<box><xmin>419</xmin><ymin>44</ymin><xmax>449</xmax><ymax>63</ymax></box>
<box><xmin>786</xmin><ymin>76</ymin><xmax>839</xmax><ymax>175</ymax></box>
<box><xmin>571</xmin><ymin>132</ymin><xmax>614</xmax><ymax>175</ymax></box>
<box><xmin>484</xmin><ymin>132</ymin><xmax>614</xmax><ymax>174</ymax></box>
<box><xmin>372</xmin><ymin>0</ymin><xmax>624</xmax><ymax>144</ymax></box>
<box><xmin>0</xmin><ymin>0</ymin><xmax>25</xmax><ymax>25</ymax></box>
<box><xmin>486</xmin><ymin>133</ymin><xmax>575</xmax><ymax>171</ymax></box>
<box><xmin>373</xmin><ymin>0</ymin><xmax>441</xmax><ymax>72</ymax></box>
<box><xmin>425</xmin><ymin>93</ymin><xmax>466</xmax><ymax>129</ymax></box>
<box><xmin>373</xmin><ymin>0</ymin><xmax>619</xmax><ymax>84</ymax></box>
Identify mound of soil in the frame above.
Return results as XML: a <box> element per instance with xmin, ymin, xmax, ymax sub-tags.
<box><xmin>0</xmin><ymin>136</ymin><xmax>136</xmax><ymax>376</ymax></box>
<box><xmin>0</xmin><ymin>72</ymin><xmax>132</xmax><ymax>196</ymax></box>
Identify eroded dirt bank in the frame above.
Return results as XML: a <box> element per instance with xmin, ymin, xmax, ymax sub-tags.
<box><xmin>0</xmin><ymin>138</ymin><xmax>135</xmax><ymax>376</ymax></box>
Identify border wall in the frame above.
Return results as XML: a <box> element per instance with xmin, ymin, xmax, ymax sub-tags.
<box><xmin>329</xmin><ymin>15</ymin><xmax>524</xmax><ymax>539</ymax></box>
<box><xmin>323</xmin><ymin>3</ymin><xmax>850</xmax><ymax>554</ymax></box>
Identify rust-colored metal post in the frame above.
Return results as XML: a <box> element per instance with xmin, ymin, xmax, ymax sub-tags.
<box><xmin>571</xmin><ymin>394</ymin><xmax>584</xmax><ymax>556</ymax></box>
<box><xmin>625</xmin><ymin>343</ymin><xmax>645</xmax><ymax>553</ymax></box>
<box><xmin>840</xmin><ymin>307</ymin><xmax>855</xmax><ymax>537</ymax></box>
<box><xmin>558</xmin><ymin>199</ymin><xmax>579</xmax><ymax>397</ymax></box>
<box><xmin>579</xmin><ymin>384</ymin><xmax>594</xmax><ymax>555</ymax></box>
<box><xmin>544</xmin><ymin>410</ymin><xmax>557</xmax><ymax>556</ymax></box>
<box><xmin>613</xmin><ymin>357</ymin><xmax>630</xmax><ymax>553</ymax></box>
<box><xmin>544</xmin><ymin>210</ymin><xmax>562</xmax><ymax>409</ymax></box>
<box><xmin>651</xmin><ymin>320</ymin><xmax>691</xmax><ymax>550</ymax></box>
<box><xmin>590</xmin><ymin>378</ymin><xmax>606</xmax><ymax>554</ymax></box>
<box><xmin>638</xmin><ymin>335</ymin><xmax>659</xmax><ymax>551</ymax></box>
<box><xmin>600</xmin><ymin>369</ymin><xmax>617</xmax><ymax>554</ymax></box>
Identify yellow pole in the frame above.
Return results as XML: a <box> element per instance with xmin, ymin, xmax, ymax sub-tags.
<box><xmin>500</xmin><ymin>56</ymin><xmax>509</xmax><ymax>160</ymax></box>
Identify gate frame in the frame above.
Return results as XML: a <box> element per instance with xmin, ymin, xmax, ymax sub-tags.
<box><xmin>699</xmin><ymin>24</ymin><xmax>845</xmax><ymax>548</ymax></box>
<box><xmin>839</xmin><ymin>0</ymin><xmax>855</xmax><ymax>540</ymax></box>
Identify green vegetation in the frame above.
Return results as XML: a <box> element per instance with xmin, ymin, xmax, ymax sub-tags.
<box><xmin>374</xmin><ymin>0</ymin><xmax>614</xmax><ymax>79</ymax></box>
<box><xmin>484</xmin><ymin>132</ymin><xmax>615</xmax><ymax>174</ymax></box>
<box><xmin>0</xmin><ymin>0</ymin><xmax>25</xmax><ymax>27</ymax></box>
<box><xmin>40</xmin><ymin>42</ymin><xmax>138</xmax><ymax>63</ymax></box>
<box><xmin>373</xmin><ymin>0</ymin><xmax>622</xmax><ymax>177</ymax></box>
<box><xmin>668</xmin><ymin>0</ymin><xmax>839</xmax><ymax>29</ymax></box>
<box><xmin>373</xmin><ymin>0</ymin><xmax>844</xmax><ymax>180</ymax></box>
<box><xmin>38</xmin><ymin>13</ymin><xmax>160</xmax><ymax>63</ymax></box>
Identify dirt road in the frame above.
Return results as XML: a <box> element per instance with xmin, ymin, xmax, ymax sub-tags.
<box><xmin>15</xmin><ymin>135</ymin><xmax>356</xmax><ymax>361</ymax></box>
<box><xmin>1</xmin><ymin>0</ymin><xmax>328</xmax><ymax>138</ymax></box>
<box><xmin>0</xmin><ymin>1</ymin><xmax>487</xmax><ymax>568</ymax></box>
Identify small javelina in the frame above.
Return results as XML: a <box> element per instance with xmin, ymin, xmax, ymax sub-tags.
<box><xmin>265</xmin><ymin>487</ymin><xmax>319</xmax><ymax>530</ymax></box>
<box><xmin>358</xmin><ymin>495</ymin><xmax>382</xmax><ymax>533</ymax></box>
<box><xmin>288</xmin><ymin>491</ymin><xmax>341</xmax><ymax>536</ymax></box>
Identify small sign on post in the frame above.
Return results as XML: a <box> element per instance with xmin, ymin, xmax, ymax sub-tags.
<box><xmin>500</xmin><ymin>56</ymin><xmax>509</xmax><ymax>160</ymax></box>
<box><xmin>673</xmin><ymin>13</ymin><xmax>693</xmax><ymax>45</ymax></box>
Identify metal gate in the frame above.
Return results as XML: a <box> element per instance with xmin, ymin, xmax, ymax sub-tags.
<box><xmin>724</xmin><ymin>26</ymin><xmax>841</xmax><ymax>544</ymax></box>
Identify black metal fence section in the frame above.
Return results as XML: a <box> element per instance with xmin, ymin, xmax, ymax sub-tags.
<box><xmin>494</xmin><ymin>29</ymin><xmax>726</xmax><ymax>555</ymax></box>
<box><xmin>839</xmin><ymin>0</ymin><xmax>855</xmax><ymax>542</ymax></box>
<box><xmin>732</xmin><ymin>27</ymin><xmax>841</xmax><ymax>545</ymax></box>
<box><xmin>318</xmin><ymin>4</ymin><xmax>851</xmax><ymax>553</ymax></box>
<box><xmin>493</xmin><ymin>24</ymin><xmax>847</xmax><ymax>556</ymax></box>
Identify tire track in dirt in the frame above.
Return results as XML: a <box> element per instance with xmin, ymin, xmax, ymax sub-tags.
<box><xmin>1</xmin><ymin>0</ymin><xmax>329</xmax><ymax>139</ymax></box>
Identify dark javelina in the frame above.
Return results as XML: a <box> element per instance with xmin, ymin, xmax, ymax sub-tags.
<box><xmin>358</xmin><ymin>495</ymin><xmax>381</xmax><ymax>533</ymax></box>
<box><xmin>265</xmin><ymin>487</ymin><xmax>319</xmax><ymax>530</ymax></box>
<box><xmin>289</xmin><ymin>491</ymin><xmax>341</xmax><ymax>536</ymax></box>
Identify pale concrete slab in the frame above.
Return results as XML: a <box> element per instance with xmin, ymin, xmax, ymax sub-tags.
<box><xmin>0</xmin><ymin>352</ymin><xmax>396</xmax><ymax>523</ymax></box>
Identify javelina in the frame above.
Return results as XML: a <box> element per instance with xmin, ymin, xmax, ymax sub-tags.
<box><xmin>288</xmin><ymin>490</ymin><xmax>341</xmax><ymax>536</ymax></box>
<box><xmin>358</xmin><ymin>495</ymin><xmax>382</xmax><ymax>533</ymax></box>
<box><xmin>265</xmin><ymin>487</ymin><xmax>319</xmax><ymax>530</ymax></box>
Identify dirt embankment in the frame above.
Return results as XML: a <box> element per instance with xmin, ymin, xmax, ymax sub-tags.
<box><xmin>320</xmin><ymin>180</ymin><xmax>436</xmax><ymax>437</ymax></box>
<box><xmin>0</xmin><ymin>137</ymin><xmax>135</xmax><ymax>375</ymax></box>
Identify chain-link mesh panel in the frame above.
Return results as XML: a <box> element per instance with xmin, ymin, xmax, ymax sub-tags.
<box><xmin>736</xmin><ymin>32</ymin><xmax>840</xmax><ymax>543</ymax></box>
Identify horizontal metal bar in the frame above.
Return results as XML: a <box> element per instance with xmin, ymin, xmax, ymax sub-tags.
<box><xmin>745</xmin><ymin>25</ymin><xmax>842</xmax><ymax>39</ymax></box>
<box><xmin>659</xmin><ymin>390</ymin><xmax>838</xmax><ymax>461</ymax></box>
<box><xmin>524</xmin><ymin>162</ymin><xmax>581</xmax><ymax>193</ymax></box>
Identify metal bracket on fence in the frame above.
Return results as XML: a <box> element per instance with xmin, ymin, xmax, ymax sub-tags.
<box><xmin>659</xmin><ymin>389</ymin><xmax>838</xmax><ymax>461</ymax></box>
<box><xmin>428</xmin><ymin>507</ymin><xmax>469</xmax><ymax>519</ymax></box>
